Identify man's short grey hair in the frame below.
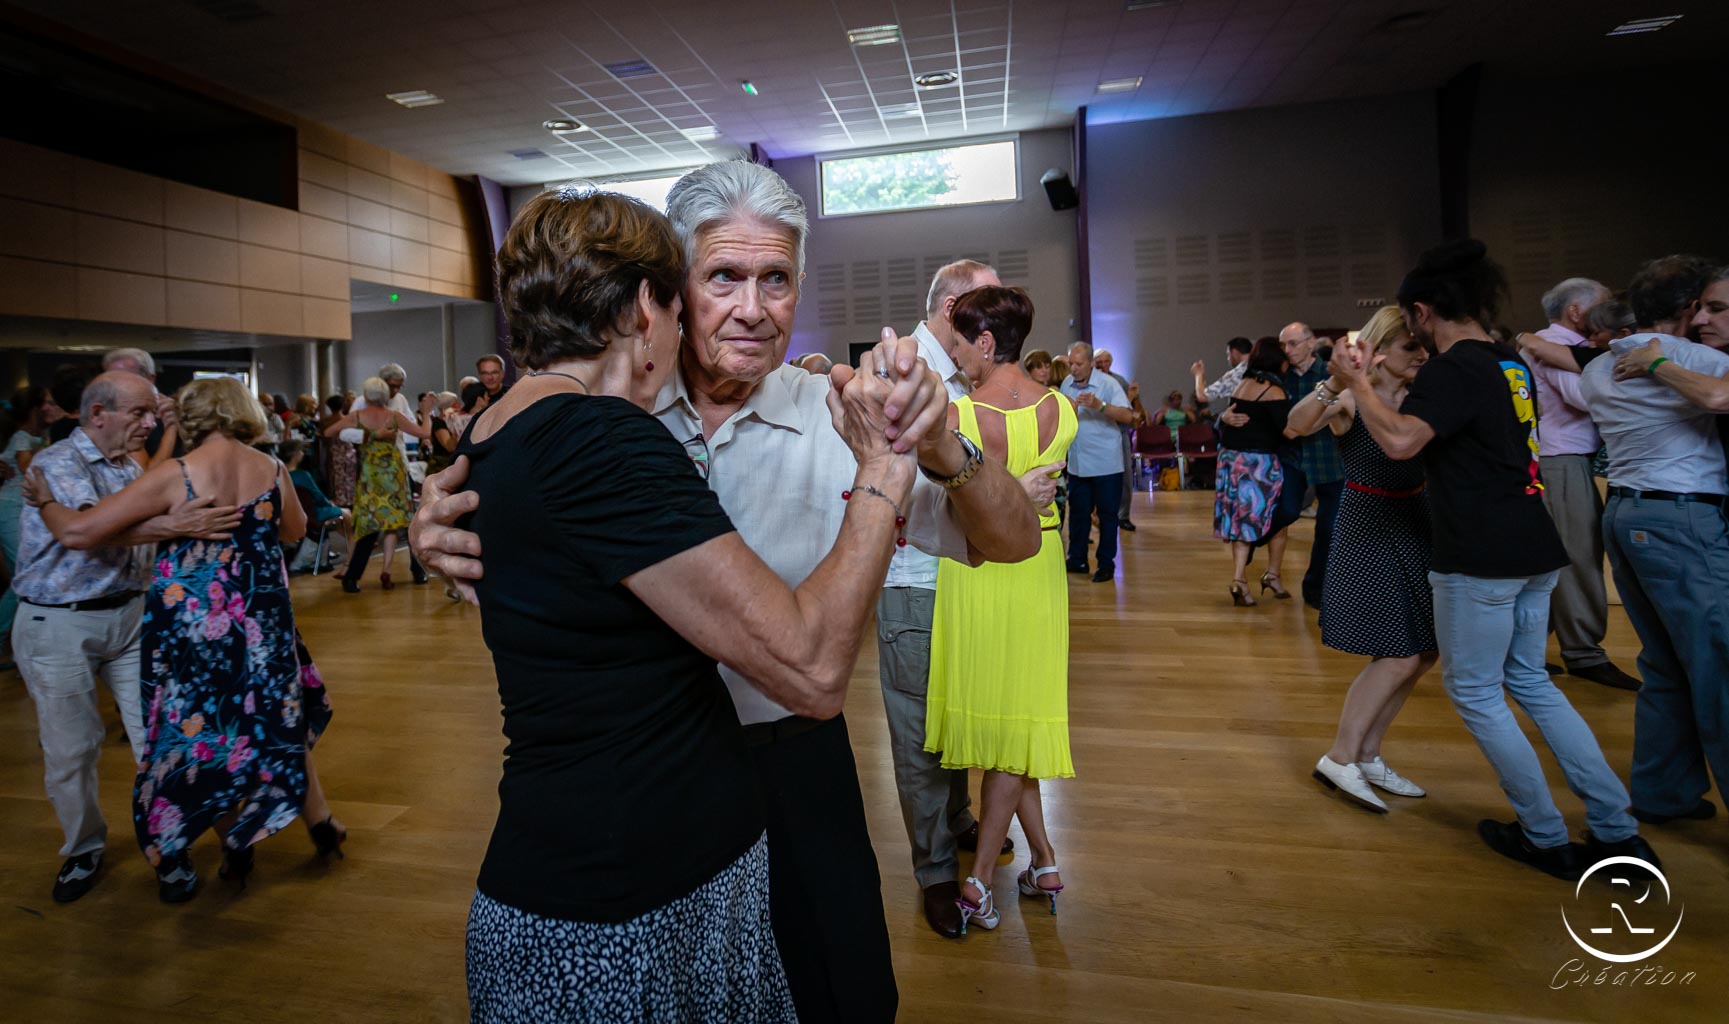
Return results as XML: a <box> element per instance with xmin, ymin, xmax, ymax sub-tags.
<box><xmin>476</xmin><ymin>354</ymin><xmax>503</xmax><ymax>371</ymax></box>
<box><xmin>377</xmin><ymin>363</ymin><xmax>407</xmax><ymax>383</ymax></box>
<box><xmin>102</xmin><ymin>347</ymin><xmax>155</xmax><ymax>377</ymax></box>
<box><xmin>666</xmin><ymin>161</ymin><xmax>810</xmax><ymax>274</ymax></box>
<box><xmin>1068</xmin><ymin>341</ymin><xmax>1094</xmax><ymax>360</ymax></box>
<box><xmin>1541</xmin><ymin>277</ymin><xmax>1609</xmax><ymax>323</ymax></box>
<box><xmin>1584</xmin><ymin>300</ymin><xmax>1635</xmax><ymax>337</ymax></box>
<box><xmin>362</xmin><ymin>376</ymin><xmax>390</xmax><ymax>404</ymax></box>
<box><xmin>437</xmin><ymin>390</ymin><xmax>460</xmax><ymax>408</ymax></box>
<box><xmin>926</xmin><ymin>260</ymin><xmax>995</xmax><ymax>320</ymax></box>
<box><xmin>79</xmin><ymin>375</ymin><xmax>123</xmax><ymax>420</ymax></box>
<box><xmin>1095</xmin><ymin>349</ymin><xmax>1114</xmax><ymax>362</ymax></box>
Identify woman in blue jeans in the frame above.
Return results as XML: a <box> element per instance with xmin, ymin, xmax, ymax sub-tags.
<box><xmin>1328</xmin><ymin>238</ymin><xmax>1658</xmax><ymax>882</ymax></box>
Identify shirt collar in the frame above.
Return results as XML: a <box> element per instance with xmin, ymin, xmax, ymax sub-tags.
<box><xmin>70</xmin><ymin>427</ymin><xmax>126</xmax><ymax>468</ymax></box>
<box><xmin>654</xmin><ymin>362</ymin><xmax>807</xmax><ymax>439</ymax></box>
<box><xmin>913</xmin><ymin>321</ymin><xmax>965</xmax><ymax>386</ymax></box>
<box><xmin>1544</xmin><ymin>322</ymin><xmax>1588</xmax><ymax>346</ymax></box>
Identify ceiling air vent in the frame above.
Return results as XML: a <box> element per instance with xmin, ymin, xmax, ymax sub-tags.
<box><xmin>509</xmin><ymin>148</ymin><xmax>551</xmax><ymax>161</ymax></box>
<box><xmin>603</xmin><ymin>59</ymin><xmax>658</xmax><ymax>79</ymax></box>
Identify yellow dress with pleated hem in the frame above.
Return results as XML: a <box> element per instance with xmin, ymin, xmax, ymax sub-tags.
<box><xmin>925</xmin><ymin>390</ymin><xmax>1078</xmax><ymax>779</ymax></box>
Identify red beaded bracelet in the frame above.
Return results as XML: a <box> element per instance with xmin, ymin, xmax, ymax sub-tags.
<box><xmin>843</xmin><ymin>485</ymin><xmax>907</xmax><ymax>548</ymax></box>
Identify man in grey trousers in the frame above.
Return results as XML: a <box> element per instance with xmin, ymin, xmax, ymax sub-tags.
<box><xmin>1093</xmin><ymin>348</ymin><xmax>1145</xmax><ymax>530</ymax></box>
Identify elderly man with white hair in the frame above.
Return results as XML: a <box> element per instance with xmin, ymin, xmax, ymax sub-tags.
<box><xmin>1060</xmin><ymin>340</ymin><xmax>1135</xmax><ymax>581</ymax></box>
<box><xmin>101</xmin><ymin>347</ymin><xmax>180</xmax><ymax>468</ymax></box>
<box><xmin>413</xmin><ymin>161</ymin><xmax>1039</xmax><ymax>1023</ymax></box>
<box><xmin>1525</xmin><ymin>277</ymin><xmax>1641</xmax><ymax>690</ymax></box>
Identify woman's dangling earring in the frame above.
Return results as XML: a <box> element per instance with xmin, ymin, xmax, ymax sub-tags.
<box><xmin>645</xmin><ymin>340</ymin><xmax>654</xmax><ymax>373</ymax></box>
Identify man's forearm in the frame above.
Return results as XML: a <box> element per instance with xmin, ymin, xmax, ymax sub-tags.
<box><xmin>1653</xmin><ymin>361</ymin><xmax>1729</xmax><ymax>413</ymax></box>
<box><xmin>917</xmin><ymin>432</ymin><xmax>1039</xmax><ymax>562</ymax></box>
<box><xmin>113</xmin><ymin>514</ymin><xmax>186</xmax><ymax>547</ymax></box>
<box><xmin>1350</xmin><ymin>382</ymin><xmax>1430</xmax><ymax>459</ymax></box>
<box><xmin>1102</xmin><ymin>404</ymin><xmax>1135</xmax><ymax>424</ymax></box>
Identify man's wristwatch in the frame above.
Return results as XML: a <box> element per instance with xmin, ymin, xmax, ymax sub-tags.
<box><xmin>920</xmin><ymin>430</ymin><xmax>985</xmax><ymax>490</ymax></box>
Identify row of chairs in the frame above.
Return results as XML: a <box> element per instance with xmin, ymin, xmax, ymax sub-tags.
<box><xmin>1132</xmin><ymin>423</ymin><xmax>1218</xmax><ymax>490</ymax></box>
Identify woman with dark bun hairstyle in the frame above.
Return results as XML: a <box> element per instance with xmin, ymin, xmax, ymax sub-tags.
<box><xmin>1326</xmin><ymin>239</ymin><xmax>1658</xmax><ymax>881</ymax></box>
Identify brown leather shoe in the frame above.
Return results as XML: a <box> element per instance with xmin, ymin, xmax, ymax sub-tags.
<box><xmin>954</xmin><ymin>822</ymin><xmax>1014</xmax><ymax>857</ymax></box>
<box><xmin>1568</xmin><ymin>661</ymin><xmax>1642</xmax><ymax>691</ymax></box>
<box><xmin>922</xmin><ymin>881</ymin><xmax>964</xmax><ymax>938</ymax></box>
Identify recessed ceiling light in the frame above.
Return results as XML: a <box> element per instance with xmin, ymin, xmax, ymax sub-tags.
<box><xmin>1606</xmin><ymin>14</ymin><xmax>1682</xmax><ymax>36</ymax></box>
<box><xmin>914</xmin><ymin>70</ymin><xmax>959</xmax><ymax>89</ymax></box>
<box><xmin>1097</xmin><ymin>76</ymin><xmax>1143</xmax><ymax>93</ymax></box>
<box><xmin>543</xmin><ymin>118</ymin><xmax>586</xmax><ymax>133</ymax></box>
<box><xmin>848</xmin><ymin>24</ymin><xmax>901</xmax><ymax>46</ymax></box>
<box><xmin>386</xmin><ymin>90</ymin><xmax>443</xmax><ymax>108</ymax></box>
<box><xmin>682</xmin><ymin>125</ymin><xmax>721</xmax><ymax>142</ymax></box>
<box><xmin>878</xmin><ymin>102</ymin><xmax>922</xmax><ymax>119</ymax></box>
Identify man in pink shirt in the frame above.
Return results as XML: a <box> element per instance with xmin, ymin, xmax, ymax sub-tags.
<box><xmin>1532</xmin><ymin>277</ymin><xmax>1641</xmax><ymax>690</ymax></box>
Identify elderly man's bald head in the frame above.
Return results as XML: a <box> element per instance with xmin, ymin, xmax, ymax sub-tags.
<box><xmin>1279</xmin><ymin>321</ymin><xmax>1317</xmax><ymax>369</ymax></box>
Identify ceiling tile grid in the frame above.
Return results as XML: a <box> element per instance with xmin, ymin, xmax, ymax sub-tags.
<box><xmin>10</xmin><ymin>1</ymin><xmax>1725</xmax><ymax>185</ymax></box>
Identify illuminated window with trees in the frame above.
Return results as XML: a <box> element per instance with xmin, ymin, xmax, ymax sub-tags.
<box><xmin>819</xmin><ymin>139</ymin><xmax>1019</xmax><ymax>217</ymax></box>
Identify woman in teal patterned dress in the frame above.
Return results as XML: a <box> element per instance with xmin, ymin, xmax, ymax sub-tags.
<box><xmin>23</xmin><ymin>378</ymin><xmax>341</xmax><ymax>902</ymax></box>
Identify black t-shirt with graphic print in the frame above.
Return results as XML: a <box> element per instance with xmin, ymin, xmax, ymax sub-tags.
<box><xmin>1399</xmin><ymin>338</ymin><xmax>1569</xmax><ymax>578</ymax></box>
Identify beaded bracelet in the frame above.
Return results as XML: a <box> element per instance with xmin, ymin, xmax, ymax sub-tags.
<box><xmin>1312</xmin><ymin>378</ymin><xmax>1343</xmax><ymax>406</ymax></box>
<box><xmin>843</xmin><ymin>484</ymin><xmax>907</xmax><ymax>548</ymax></box>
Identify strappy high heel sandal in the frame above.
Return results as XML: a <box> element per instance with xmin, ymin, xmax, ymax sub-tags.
<box><xmin>379</xmin><ymin>572</ymin><xmax>394</xmax><ymax>591</ymax></box>
<box><xmin>1230</xmin><ymin>579</ymin><xmax>1256</xmax><ymax>607</ymax></box>
<box><xmin>1259</xmin><ymin>571</ymin><xmax>1291</xmax><ymax>599</ymax></box>
<box><xmin>1018</xmin><ymin>864</ymin><xmax>1064</xmax><ymax>915</ymax></box>
<box><xmin>309</xmin><ymin>817</ymin><xmax>348</xmax><ymax>859</ymax></box>
<box><xmin>955</xmin><ymin>876</ymin><xmax>999</xmax><ymax>934</ymax></box>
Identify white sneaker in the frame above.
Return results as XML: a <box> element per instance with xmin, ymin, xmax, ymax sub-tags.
<box><xmin>1312</xmin><ymin>756</ymin><xmax>1388</xmax><ymax>813</ymax></box>
<box><xmin>1357</xmin><ymin>756</ymin><xmax>1426</xmax><ymax>798</ymax></box>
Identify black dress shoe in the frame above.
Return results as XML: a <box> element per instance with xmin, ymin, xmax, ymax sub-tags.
<box><xmin>1545</xmin><ymin>663</ymin><xmax>1564</xmax><ymax>675</ymax></box>
<box><xmin>1091</xmin><ymin>568</ymin><xmax>1113</xmax><ymax>583</ymax></box>
<box><xmin>52</xmin><ymin>851</ymin><xmax>102</xmax><ymax>903</ymax></box>
<box><xmin>1119</xmin><ymin>520</ymin><xmax>1137</xmax><ymax>532</ymax></box>
<box><xmin>954</xmin><ymin>822</ymin><xmax>1014</xmax><ymax>857</ymax></box>
<box><xmin>1477</xmin><ymin>819</ymin><xmax>1584</xmax><ymax>881</ymax></box>
<box><xmin>340</xmin><ymin>578</ymin><xmax>361</xmax><ymax>594</ymax></box>
<box><xmin>1584</xmin><ymin>831</ymin><xmax>1662</xmax><ymax>876</ymax></box>
<box><xmin>1065</xmin><ymin>562</ymin><xmax>1088</xmax><ymax>574</ymax></box>
<box><xmin>1568</xmin><ymin>662</ymin><xmax>1642</xmax><ymax>691</ymax></box>
<box><xmin>1631</xmin><ymin>799</ymin><xmax>1716</xmax><ymax>826</ymax></box>
<box><xmin>922</xmin><ymin>881</ymin><xmax>964</xmax><ymax>938</ymax></box>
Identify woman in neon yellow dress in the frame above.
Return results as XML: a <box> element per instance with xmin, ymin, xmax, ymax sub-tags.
<box><xmin>924</xmin><ymin>286</ymin><xmax>1077</xmax><ymax>934</ymax></box>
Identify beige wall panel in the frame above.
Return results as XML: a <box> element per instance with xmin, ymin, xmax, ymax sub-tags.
<box><xmin>74</xmin><ymin>161</ymin><xmax>164</xmax><ymax>225</ymax></box>
<box><xmin>300</xmin><ymin>215</ymin><xmax>349</xmax><ymax>261</ymax></box>
<box><xmin>302</xmin><ymin>296</ymin><xmax>352</xmax><ymax>339</ymax></box>
<box><xmin>390</xmin><ymin>237</ymin><xmax>430</xmax><ymax>277</ymax></box>
<box><xmin>0</xmin><ymin>198</ymin><xmax>77</xmax><ymax>262</ymax></box>
<box><xmin>164</xmin><ymin>230</ymin><xmax>241</xmax><ymax>285</ymax></box>
<box><xmin>389</xmin><ymin>152</ymin><xmax>430</xmax><ymax>190</ymax></box>
<box><xmin>427</xmin><ymin>220</ymin><xmax>465</xmax><ymax>251</ymax></box>
<box><xmin>77</xmin><ymin>267</ymin><xmax>167</xmax><ymax>325</ymax></box>
<box><xmin>426</xmin><ymin>173</ymin><xmax>461</xmax><ymax>201</ymax></box>
<box><xmin>347</xmin><ymin>195</ymin><xmax>392</xmax><ymax>233</ymax></box>
<box><xmin>298</xmin><ymin>181</ymin><xmax>348</xmax><ymax>222</ymax></box>
<box><xmin>389</xmin><ymin>207</ymin><xmax>429</xmax><ymax>243</ymax></box>
<box><xmin>348</xmin><ymin>227</ymin><xmax>392</xmax><ymax>269</ymax></box>
<box><xmin>300</xmin><ymin>254</ymin><xmax>351</xmax><ymax>300</ymax></box>
<box><xmin>426</xmin><ymin>193</ymin><xmax>462</xmax><ymax>227</ymax></box>
<box><xmin>345</xmin><ymin>137</ymin><xmax>393</xmax><ymax>177</ymax></box>
<box><xmin>349</xmin><ymin>264</ymin><xmax>392</xmax><ymax>286</ymax></box>
<box><xmin>240</xmin><ymin>243</ymin><xmax>302</xmax><ymax>292</ymax></box>
<box><xmin>389</xmin><ymin>179</ymin><xmax>429</xmax><ymax>216</ymax></box>
<box><xmin>348</xmin><ymin>167</ymin><xmax>393</xmax><ymax>206</ymax></box>
<box><xmin>163</xmin><ymin>182</ymin><xmax>239</xmax><ymax>239</ymax></box>
<box><xmin>240</xmin><ymin>287</ymin><xmax>304</xmax><ymax>335</ymax></box>
<box><xmin>237</xmin><ymin>199</ymin><xmax>301</xmax><ymax>250</ymax></box>
<box><xmin>0</xmin><ymin>256</ymin><xmax>77</xmax><ymax>319</ymax></box>
<box><xmin>166</xmin><ymin>279</ymin><xmax>242</xmax><ymax>331</ymax></box>
<box><xmin>0</xmin><ymin>139</ymin><xmax>75</xmax><ymax>205</ymax></box>
<box><xmin>297</xmin><ymin>120</ymin><xmax>348</xmax><ymax>161</ymax></box>
<box><xmin>392</xmin><ymin>273</ymin><xmax>431</xmax><ymax>292</ymax></box>
<box><xmin>299</xmin><ymin>150</ymin><xmax>347</xmax><ymax>191</ymax></box>
<box><xmin>427</xmin><ymin>246</ymin><xmax>468</xmax><ymax>285</ymax></box>
<box><xmin>75</xmin><ymin>214</ymin><xmax>165</xmax><ymax>275</ymax></box>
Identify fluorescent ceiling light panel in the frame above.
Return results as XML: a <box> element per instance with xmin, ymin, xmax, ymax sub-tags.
<box><xmin>848</xmin><ymin>24</ymin><xmax>901</xmax><ymax>46</ymax></box>
<box><xmin>386</xmin><ymin>90</ymin><xmax>443</xmax><ymax>108</ymax></box>
<box><xmin>1606</xmin><ymin>14</ymin><xmax>1682</xmax><ymax>35</ymax></box>
<box><xmin>681</xmin><ymin>125</ymin><xmax>721</xmax><ymax>141</ymax></box>
<box><xmin>878</xmin><ymin>102</ymin><xmax>922</xmax><ymax>118</ymax></box>
<box><xmin>1097</xmin><ymin>76</ymin><xmax>1143</xmax><ymax>93</ymax></box>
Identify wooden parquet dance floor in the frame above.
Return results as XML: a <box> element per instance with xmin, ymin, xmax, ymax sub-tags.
<box><xmin>0</xmin><ymin>490</ymin><xmax>1723</xmax><ymax>1022</ymax></box>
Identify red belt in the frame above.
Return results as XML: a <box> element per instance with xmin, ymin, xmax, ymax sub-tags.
<box><xmin>1346</xmin><ymin>480</ymin><xmax>1425</xmax><ymax>498</ymax></box>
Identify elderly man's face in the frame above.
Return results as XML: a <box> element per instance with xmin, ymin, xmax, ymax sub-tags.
<box><xmin>1094</xmin><ymin>351</ymin><xmax>1113</xmax><ymax>374</ymax></box>
<box><xmin>683</xmin><ymin>218</ymin><xmax>799</xmax><ymax>385</ymax></box>
<box><xmin>1067</xmin><ymin>346</ymin><xmax>1093</xmax><ymax>379</ymax></box>
<box><xmin>386</xmin><ymin>378</ymin><xmax>404</xmax><ymax>397</ymax></box>
<box><xmin>89</xmin><ymin>376</ymin><xmax>159</xmax><ymax>454</ymax></box>
<box><xmin>1279</xmin><ymin>326</ymin><xmax>1315</xmax><ymax>367</ymax></box>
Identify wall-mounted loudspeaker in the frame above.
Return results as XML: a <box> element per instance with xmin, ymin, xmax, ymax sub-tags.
<box><xmin>1041</xmin><ymin>168</ymin><xmax>1078</xmax><ymax>211</ymax></box>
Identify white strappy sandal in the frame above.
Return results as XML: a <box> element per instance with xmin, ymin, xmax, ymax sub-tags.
<box><xmin>956</xmin><ymin>876</ymin><xmax>999</xmax><ymax>934</ymax></box>
<box><xmin>1018</xmin><ymin>864</ymin><xmax>1064</xmax><ymax>915</ymax></box>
